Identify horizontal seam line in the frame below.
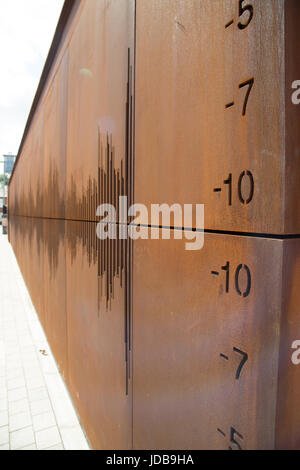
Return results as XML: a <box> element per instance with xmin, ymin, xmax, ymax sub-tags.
<box><xmin>8</xmin><ymin>217</ymin><xmax>300</xmax><ymax>240</ymax></box>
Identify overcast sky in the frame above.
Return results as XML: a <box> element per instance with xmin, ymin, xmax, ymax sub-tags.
<box><xmin>0</xmin><ymin>0</ymin><xmax>64</xmax><ymax>171</ymax></box>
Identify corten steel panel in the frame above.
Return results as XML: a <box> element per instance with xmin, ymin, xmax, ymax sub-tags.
<box><xmin>133</xmin><ymin>229</ymin><xmax>300</xmax><ymax>450</ymax></box>
<box><xmin>66</xmin><ymin>220</ymin><xmax>132</xmax><ymax>449</ymax></box>
<box><xmin>9</xmin><ymin>141</ymin><xmax>27</xmax><ymax>217</ymax></box>
<box><xmin>9</xmin><ymin>108</ymin><xmax>44</xmax><ymax>218</ymax></box>
<box><xmin>275</xmin><ymin>239</ymin><xmax>300</xmax><ymax>450</ymax></box>
<box><xmin>9</xmin><ymin>217</ymin><xmax>45</xmax><ymax>324</ymax></box>
<box><xmin>284</xmin><ymin>0</ymin><xmax>300</xmax><ymax>235</ymax></box>
<box><xmin>10</xmin><ymin>216</ymin><xmax>133</xmax><ymax>449</ymax></box>
<box><xmin>43</xmin><ymin>219</ymin><xmax>68</xmax><ymax>381</ymax></box>
<box><xmin>9</xmin><ymin>0</ymin><xmax>135</xmax><ymax>222</ymax></box>
<box><xmin>7</xmin><ymin>0</ymin><xmax>300</xmax><ymax>452</ymax></box>
<box><xmin>30</xmin><ymin>113</ymin><xmax>45</xmax><ymax>219</ymax></box>
<box><xmin>135</xmin><ymin>0</ymin><xmax>300</xmax><ymax>235</ymax></box>
<box><xmin>66</xmin><ymin>0</ymin><xmax>135</xmax><ymax>222</ymax></box>
<box><xmin>43</xmin><ymin>52</ymin><xmax>69</xmax><ymax>219</ymax></box>
<box><xmin>8</xmin><ymin>0</ymin><xmax>81</xmax><ymax>193</ymax></box>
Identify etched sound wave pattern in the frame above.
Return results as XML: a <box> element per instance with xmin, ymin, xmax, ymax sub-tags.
<box><xmin>9</xmin><ymin>48</ymin><xmax>134</xmax><ymax>395</ymax></box>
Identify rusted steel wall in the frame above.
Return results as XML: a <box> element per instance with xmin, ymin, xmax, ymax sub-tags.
<box><xmin>132</xmin><ymin>228</ymin><xmax>300</xmax><ymax>450</ymax></box>
<box><xmin>9</xmin><ymin>0</ymin><xmax>134</xmax><ymax>450</ymax></box>
<box><xmin>135</xmin><ymin>0</ymin><xmax>300</xmax><ymax>235</ymax></box>
<box><xmin>8</xmin><ymin>0</ymin><xmax>300</xmax><ymax>450</ymax></box>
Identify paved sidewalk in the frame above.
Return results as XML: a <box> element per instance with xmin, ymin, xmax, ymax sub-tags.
<box><xmin>0</xmin><ymin>232</ymin><xmax>90</xmax><ymax>450</ymax></box>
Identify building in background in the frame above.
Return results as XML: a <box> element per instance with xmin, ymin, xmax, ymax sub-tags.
<box><xmin>3</xmin><ymin>154</ymin><xmax>16</xmax><ymax>176</ymax></box>
<box><xmin>1</xmin><ymin>154</ymin><xmax>16</xmax><ymax>211</ymax></box>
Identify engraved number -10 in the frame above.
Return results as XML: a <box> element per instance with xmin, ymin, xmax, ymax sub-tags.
<box><xmin>222</xmin><ymin>262</ymin><xmax>252</xmax><ymax>298</ymax></box>
<box><xmin>224</xmin><ymin>171</ymin><xmax>254</xmax><ymax>206</ymax></box>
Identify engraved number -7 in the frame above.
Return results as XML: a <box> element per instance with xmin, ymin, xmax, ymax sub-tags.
<box><xmin>233</xmin><ymin>347</ymin><xmax>248</xmax><ymax>379</ymax></box>
<box><xmin>239</xmin><ymin>78</ymin><xmax>254</xmax><ymax>116</ymax></box>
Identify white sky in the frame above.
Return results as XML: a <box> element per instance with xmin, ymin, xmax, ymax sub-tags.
<box><xmin>0</xmin><ymin>0</ymin><xmax>64</xmax><ymax>171</ymax></box>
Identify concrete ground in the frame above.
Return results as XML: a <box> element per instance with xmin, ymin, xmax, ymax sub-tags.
<box><xmin>0</xmin><ymin>231</ymin><xmax>89</xmax><ymax>450</ymax></box>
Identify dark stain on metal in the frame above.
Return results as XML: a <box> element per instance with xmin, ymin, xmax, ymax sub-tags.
<box><xmin>175</xmin><ymin>20</ymin><xmax>186</xmax><ymax>33</ymax></box>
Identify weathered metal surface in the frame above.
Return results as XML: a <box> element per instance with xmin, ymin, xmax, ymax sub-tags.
<box><xmin>8</xmin><ymin>0</ymin><xmax>135</xmax><ymax>449</ymax></box>
<box><xmin>9</xmin><ymin>0</ymin><xmax>135</xmax><ymax>223</ymax></box>
<box><xmin>9</xmin><ymin>217</ymin><xmax>45</xmax><ymax>323</ymax></box>
<box><xmin>6</xmin><ymin>0</ymin><xmax>300</xmax><ymax>451</ymax></box>
<box><xmin>43</xmin><ymin>218</ymin><xmax>68</xmax><ymax>381</ymax></box>
<box><xmin>66</xmin><ymin>0</ymin><xmax>134</xmax><ymax>220</ymax></box>
<box><xmin>9</xmin><ymin>217</ymin><xmax>300</xmax><ymax>450</ymax></box>
<box><xmin>275</xmin><ymin>239</ymin><xmax>300</xmax><ymax>450</ymax></box>
<box><xmin>65</xmin><ymin>220</ymin><xmax>132</xmax><ymax>450</ymax></box>
<box><xmin>9</xmin><ymin>106</ymin><xmax>44</xmax><ymax>218</ymax></box>
<box><xmin>134</xmin><ymin>0</ymin><xmax>300</xmax><ymax>234</ymax></box>
<box><xmin>9</xmin><ymin>216</ymin><xmax>68</xmax><ymax>380</ymax></box>
<box><xmin>133</xmin><ymin>229</ymin><xmax>300</xmax><ymax>450</ymax></box>
<box><xmin>9</xmin><ymin>216</ymin><xmax>133</xmax><ymax>450</ymax></box>
<box><xmin>43</xmin><ymin>54</ymin><xmax>69</xmax><ymax>219</ymax></box>
<box><xmin>65</xmin><ymin>0</ymin><xmax>135</xmax><ymax>222</ymax></box>
<box><xmin>284</xmin><ymin>0</ymin><xmax>300</xmax><ymax>235</ymax></box>
<box><xmin>9</xmin><ymin>0</ymin><xmax>79</xmax><ymax>185</ymax></box>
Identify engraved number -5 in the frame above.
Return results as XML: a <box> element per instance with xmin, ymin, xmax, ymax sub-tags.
<box><xmin>238</xmin><ymin>0</ymin><xmax>254</xmax><ymax>29</ymax></box>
